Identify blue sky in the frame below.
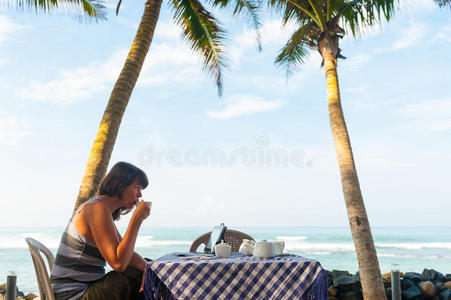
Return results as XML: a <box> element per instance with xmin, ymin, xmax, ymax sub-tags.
<box><xmin>1</xmin><ymin>0</ymin><xmax>450</xmax><ymax>228</ymax></box>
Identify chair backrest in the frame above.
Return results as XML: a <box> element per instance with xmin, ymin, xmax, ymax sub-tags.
<box><xmin>190</xmin><ymin>229</ymin><xmax>255</xmax><ymax>252</ymax></box>
<box><xmin>25</xmin><ymin>237</ymin><xmax>56</xmax><ymax>300</ymax></box>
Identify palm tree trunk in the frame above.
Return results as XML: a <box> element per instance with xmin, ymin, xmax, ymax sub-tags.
<box><xmin>73</xmin><ymin>0</ymin><xmax>162</xmax><ymax>211</ymax></box>
<box><xmin>319</xmin><ymin>35</ymin><xmax>387</xmax><ymax>300</ymax></box>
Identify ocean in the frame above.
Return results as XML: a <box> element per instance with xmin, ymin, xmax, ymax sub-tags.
<box><xmin>1</xmin><ymin>226</ymin><xmax>450</xmax><ymax>295</ymax></box>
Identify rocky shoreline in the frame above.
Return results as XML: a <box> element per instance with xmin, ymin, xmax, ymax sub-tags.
<box><xmin>327</xmin><ymin>268</ymin><xmax>451</xmax><ymax>300</ymax></box>
<box><xmin>2</xmin><ymin>268</ymin><xmax>451</xmax><ymax>299</ymax></box>
<box><xmin>0</xmin><ymin>283</ymin><xmax>38</xmax><ymax>300</ymax></box>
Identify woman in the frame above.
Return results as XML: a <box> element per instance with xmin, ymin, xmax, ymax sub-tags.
<box><xmin>50</xmin><ymin>162</ymin><xmax>151</xmax><ymax>300</ymax></box>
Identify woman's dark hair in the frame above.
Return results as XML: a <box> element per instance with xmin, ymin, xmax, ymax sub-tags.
<box><xmin>98</xmin><ymin>161</ymin><xmax>148</xmax><ymax>220</ymax></box>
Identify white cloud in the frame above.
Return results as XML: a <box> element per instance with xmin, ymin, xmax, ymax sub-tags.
<box><xmin>428</xmin><ymin>119</ymin><xmax>451</xmax><ymax>131</ymax></box>
<box><xmin>19</xmin><ymin>40</ymin><xmax>208</xmax><ymax>104</ymax></box>
<box><xmin>20</xmin><ymin>49</ymin><xmax>127</xmax><ymax>105</ymax></box>
<box><xmin>343</xmin><ymin>87</ymin><xmax>366</xmax><ymax>93</ymax></box>
<box><xmin>0</xmin><ymin>115</ymin><xmax>30</xmax><ymax>145</ymax></box>
<box><xmin>154</xmin><ymin>21</ymin><xmax>181</xmax><ymax>41</ymax></box>
<box><xmin>0</xmin><ymin>15</ymin><xmax>27</xmax><ymax>44</ymax></box>
<box><xmin>137</xmin><ymin>42</ymin><xmax>203</xmax><ymax>87</ymax></box>
<box><xmin>0</xmin><ymin>58</ymin><xmax>11</xmax><ymax>68</ymax></box>
<box><xmin>341</xmin><ymin>54</ymin><xmax>372</xmax><ymax>71</ymax></box>
<box><xmin>432</xmin><ymin>25</ymin><xmax>451</xmax><ymax>43</ymax></box>
<box><xmin>399</xmin><ymin>0</ymin><xmax>436</xmax><ymax>11</ymax></box>
<box><xmin>399</xmin><ymin>98</ymin><xmax>451</xmax><ymax>131</ymax></box>
<box><xmin>206</xmin><ymin>95</ymin><xmax>283</xmax><ymax>119</ymax></box>
<box><xmin>400</xmin><ymin>98</ymin><xmax>451</xmax><ymax>117</ymax></box>
<box><xmin>391</xmin><ymin>22</ymin><xmax>428</xmax><ymax>51</ymax></box>
<box><xmin>376</xmin><ymin>22</ymin><xmax>428</xmax><ymax>53</ymax></box>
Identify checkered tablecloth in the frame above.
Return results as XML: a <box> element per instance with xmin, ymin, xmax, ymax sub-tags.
<box><xmin>143</xmin><ymin>253</ymin><xmax>327</xmax><ymax>300</ymax></box>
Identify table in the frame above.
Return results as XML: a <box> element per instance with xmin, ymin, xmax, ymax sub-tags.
<box><xmin>143</xmin><ymin>253</ymin><xmax>327</xmax><ymax>300</ymax></box>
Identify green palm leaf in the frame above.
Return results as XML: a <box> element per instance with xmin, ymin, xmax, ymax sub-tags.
<box><xmin>275</xmin><ymin>21</ymin><xmax>313</xmax><ymax>77</ymax></box>
<box><xmin>172</xmin><ymin>0</ymin><xmax>228</xmax><ymax>95</ymax></box>
<box><xmin>6</xmin><ymin>0</ymin><xmax>106</xmax><ymax>21</ymax></box>
<box><xmin>208</xmin><ymin>0</ymin><xmax>262</xmax><ymax>50</ymax></box>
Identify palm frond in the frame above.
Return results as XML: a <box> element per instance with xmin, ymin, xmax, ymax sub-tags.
<box><xmin>8</xmin><ymin>0</ymin><xmax>106</xmax><ymax>21</ymax></box>
<box><xmin>233</xmin><ymin>0</ymin><xmax>262</xmax><ymax>50</ymax></box>
<box><xmin>272</xmin><ymin>0</ymin><xmax>320</xmax><ymax>29</ymax></box>
<box><xmin>434</xmin><ymin>0</ymin><xmax>451</xmax><ymax>8</ymax></box>
<box><xmin>333</xmin><ymin>0</ymin><xmax>396</xmax><ymax>37</ymax></box>
<box><xmin>208</xmin><ymin>0</ymin><xmax>262</xmax><ymax>51</ymax></box>
<box><xmin>275</xmin><ymin>22</ymin><xmax>313</xmax><ymax>78</ymax></box>
<box><xmin>172</xmin><ymin>0</ymin><xmax>228</xmax><ymax>95</ymax></box>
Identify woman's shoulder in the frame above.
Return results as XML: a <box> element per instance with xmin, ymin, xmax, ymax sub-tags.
<box><xmin>85</xmin><ymin>198</ymin><xmax>109</xmax><ymax>213</ymax></box>
<box><xmin>77</xmin><ymin>197</ymin><xmax>109</xmax><ymax>218</ymax></box>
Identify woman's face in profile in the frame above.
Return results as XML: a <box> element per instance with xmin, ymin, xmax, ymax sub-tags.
<box><xmin>121</xmin><ymin>179</ymin><xmax>143</xmax><ymax>208</ymax></box>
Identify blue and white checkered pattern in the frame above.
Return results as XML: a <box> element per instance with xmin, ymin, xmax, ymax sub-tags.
<box><xmin>144</xmin><ymin>254</ymin><xmax>327</xmax><ymax>300</ymax></box>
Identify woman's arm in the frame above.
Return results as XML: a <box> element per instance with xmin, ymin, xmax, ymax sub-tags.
<box><xmin>114</xmin><ymin>227</ymin><xmax>147</xmax><ymax>271</ymax></box>
<box><xmin>87</xmin><ymin>200</ymin><xmax>150</xmax><ymax>272</ymax></box>
<box><xmin>129</xmin><ymin>252</ymin><xmax>147</xmax><ymax>271</ymax></box>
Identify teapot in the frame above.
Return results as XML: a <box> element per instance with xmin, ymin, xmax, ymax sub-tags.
<box><xmin>214</xmin><ymin>240</ymin><xmax>231</xmax><ymax>258</ymax></box>
<box><xmin>239</xmin><ymin>239</ymin><xmax>255</xmax><ymax>256</ymax></box>
<box><xmin>253</xmin><ymin>240</ymin><xmax>275</xmax><ymax>259</ymax></box>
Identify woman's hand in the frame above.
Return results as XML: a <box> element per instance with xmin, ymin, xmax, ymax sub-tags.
<box><xmin>133</xmin><ymin>200</ymin><xmax>151</xmax><ymax>222</ymax></box>
<box><xmin>140</xmin><ymin>269</ymin><xmax>146</xmax><ymax>292</ymax></box>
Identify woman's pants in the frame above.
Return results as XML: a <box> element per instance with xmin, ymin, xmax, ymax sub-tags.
<box><xmin>79</xmin><ymin>266</ymin><xmax>144</xmax><ymax>300</ymax></box>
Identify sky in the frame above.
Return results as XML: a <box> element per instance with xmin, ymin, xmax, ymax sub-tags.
<box><xmin>0</xmin><ymin>0</ymin><xmax>450</xmax><ymax>228</ymax></box>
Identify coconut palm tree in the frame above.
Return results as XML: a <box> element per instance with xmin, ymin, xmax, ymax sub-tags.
<box><xmin>6</xmin><ymin>0</ymin><xmax>106</xmax><ymax>20</ymax></box>
<box><xmin>270</xmin><ymin>0</ymin><xmax>396</xmax><ymax>298</ymax></box>
<box><xmin>73</xmin><ymin>0</ymin><xmax>260</xmax><ymax>210</ymax></box>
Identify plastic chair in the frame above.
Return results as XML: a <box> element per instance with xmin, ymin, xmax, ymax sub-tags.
<box><xmin>190</xmin><ymin>229</ymin><xmax>255</xmax><ymax>252</ymax></box>
<box><xmin>25</xmin><ymin>237</ymin><xmax>56</xmax><ymax>300</ymax></box>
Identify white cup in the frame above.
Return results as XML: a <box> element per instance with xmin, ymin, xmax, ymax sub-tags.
<box><xmin>273</xmin><ymin>241</ymin><xmax>285</xmax><ymax>255</ymax></box>
<box><xmin>144</xmin><ymin>201</ymin><xmax>152</xmax><ymax>209</ymax></box>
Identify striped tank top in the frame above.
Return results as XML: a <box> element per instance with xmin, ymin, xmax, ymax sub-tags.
<box><xmin>50</xmin><ymin>197</ymin><xmax>106</xmax><ymax>300</ymax></box>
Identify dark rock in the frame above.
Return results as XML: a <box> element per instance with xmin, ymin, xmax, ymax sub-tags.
<box><xmin>423</xmin><ymin>269</ymin><xmax>446</xmax><ymax>282</ymax></box>
<box><xmin>419</xmin><ymin>281</ymin><xmax>436</xmax><ymax>297</ymax></box>
<box><xmin>328</xmin><ymin>286</ymin><xmax>337</xmax><ymax>297</ymax></box>
<box><xmin>25</xmin><ymin>293</ymin><xmax>38</xmax><ymax>300</ymax></box>
<box><xmin>353</xmin><ymin>271</ymin><xmax>360</xmax><ymax>282</ymax></box>
<box><xmin>401</xmin><ymin>278</ymin><xmax>415</xmax><ymax>290</ymax></box>
<box><xmin>17</xmin><ymin>291</ymin><xmax>25</xmax><ymax>298</ymax></box>
<box><xmin>441</xmin><ymin>289</ymin><xmax>451</xmax><ymax>300</ymax></box>
<box><xmin>333</xmin><ymin>274</ymin><xmax>361</xmax><ymax>290</ymax></box>
<box><xmin>437</xmin><ymin>282</ymin><xmax>447</xmax><ymax>292</ymax></box>
<box><xmin>404</xmin><ymin>272</ymin><xmax>424</xmax><ymax>284</ymax></box>
<box><xmin>402</xmin><ymin>286</ymin><xmax>422</xmax><ymax>299</ymax></box>
<box><xmin>327</xmin><ymin>270</ymin><xmax>333</xmax><ymax>287</ymax></box>
<box><xmin>343</xmin><ymin>290</ymin><xmax>363</xmax><ymax>300</ymax></box>
<box><xmin>385</xmin><ymin>287</ymin><xmax>392</xmax><ymax>300</ymax></box>
<box><xmin>446</xmin><ymin>274</ymin><xmax>451</xmax><ymax>281</ymax></box>
<box><xmin>332</xmin><ymin>270</ymin><xmax>352</xmax><ymax>278</ymax></box>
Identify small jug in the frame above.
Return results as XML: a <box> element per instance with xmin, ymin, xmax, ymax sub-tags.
<box><xmin>239</xmin><ymin>239</ymin><xmax>255</xmax><ymax>256</ymax></box>
<box><xmin>215</xmin><ymin>240</ymin><xmax>231</xmax><ymax>258</ymax></box>
<box><xmin>253</xmin><ymin>240</ymin><xmax>275</xmax><ymax>259</ymax></box>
